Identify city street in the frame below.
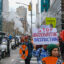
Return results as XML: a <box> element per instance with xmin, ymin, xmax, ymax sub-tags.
<box><xmin>0</xmin><ymin>47</ymin><xmax>37</xmax><ymax>64</ymax></box>
<box><xmin>0</xmin><ymin>0</ymin><xmax>64</xmax><ymax>64</ymax></box>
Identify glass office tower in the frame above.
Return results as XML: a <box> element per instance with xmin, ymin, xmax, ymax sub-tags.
<box><xmin>0</xmin><ymin>0</ymin><xmax>3</xmax><ymax>31</ymax></box>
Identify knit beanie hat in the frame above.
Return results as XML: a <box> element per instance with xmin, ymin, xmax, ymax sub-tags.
<box><xmin>47</xmin><ymin>44</ymin><xmax>58</xmax><ymax>53</ymax></box>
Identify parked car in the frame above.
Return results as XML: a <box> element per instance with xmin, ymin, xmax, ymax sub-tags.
<box><xmin>1</xmin><ymin>37</ymin><xmax>11</xmax><ymax>57</ymax></box>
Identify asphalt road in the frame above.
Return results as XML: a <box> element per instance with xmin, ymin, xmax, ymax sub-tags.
<box><xmin>0</xmin><ymin>47</ymin><xmax>37</xmax><ymax>64</ymax></box>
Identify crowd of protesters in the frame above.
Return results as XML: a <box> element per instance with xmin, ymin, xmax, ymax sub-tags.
<box><xmin>20</xmin><ymin>34</ymin><xmax>64</xmax><ymax>64</ymax></box>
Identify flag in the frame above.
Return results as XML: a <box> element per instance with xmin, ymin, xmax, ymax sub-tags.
<box><xmin>41</xmin><ymin>0</ymin><xmax>50</xmax><ymax>13</ymax></box>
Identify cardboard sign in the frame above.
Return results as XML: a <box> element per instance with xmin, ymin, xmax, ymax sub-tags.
<box><xmin>46</xmin><ymin>17</ymin><xmax>56</xmax><ymax>28</ymax></box>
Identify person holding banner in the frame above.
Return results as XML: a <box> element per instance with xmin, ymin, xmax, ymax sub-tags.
<box><xmin>42</xmin><ymin>44</ymin><xmax>64</xmax><ymax>64</ymax></box>
<box><xmin>32</xmin><ymin>44</ymin><xmax>49</xmax><ymax>64</ymax></box>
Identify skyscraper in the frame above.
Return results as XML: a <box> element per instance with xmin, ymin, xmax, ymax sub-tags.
<box><xmin>2</xmin><ymin>0</ymin><xmax>9</xmax><ymax>13</ymax></box>
<box><xmin>0</xmin><ymin>0</ymin><xmax>3</xmax><ymax>31</ymax></box>
<box><xmin>61</xmin><ymin>0</ymin><xmax>64</xmax><ymax>29</ymax></box>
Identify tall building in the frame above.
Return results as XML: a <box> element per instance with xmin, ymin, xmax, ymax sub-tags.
<box><xmin>36</xmin><ymin>0</ymin><xmax>52</xmax><ymax>27</ymax></box>
<box><xmin>41</xmin><ymin>0</ymin><xmax>61</xmax><ymax>33</ymax></box>
<box><xmin>36</xmin><ymin>3</ymin><xmax>40</xmax><ymax>28</ymax></box>
<box><xmin>16</xmin><ymin>6</ymin><xmax>28</xmax><ymax>34</ymax></box>
<box><xmin>36</xmin><ymin>0</ymin><xmax>42</xmax><ymax>28</ymax></box>
<box><xmin>2</xmin><ymin>0</ymin><xmax>9</xmax><ymax>12</ymax></box>
<box><xmin>61</xmin><ymin>0</ymin><xmax>64</xmax><ymax>29</ymax></box>
<box><xmin>2</xmin><ymin>0</ymin><xmax>9</xmax><ymax>32</ymax></box>
<box><xmin>2</xmin><ymin>0</ymin><xmax>9</xmax><ymax>21</ymax></box>
<box><xmin>0</xmin><ymin>0</ymin><xmax>3</xmax><ymax>31</ymax></box>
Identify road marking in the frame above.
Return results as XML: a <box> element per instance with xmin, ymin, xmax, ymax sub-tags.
<box><xmin>11</xmin><ymin>59</ymin><xmax>15</xmax><ymax>62</ymax></box>
<box><xmin>19</xmin><ymin>60</ymin><xmax>37</xmax><ymax>63</ymax></box>
<box><xmin>31</xmin><ymin>57</ymin><xmax>37</xmax><ymax>60</ymax></box>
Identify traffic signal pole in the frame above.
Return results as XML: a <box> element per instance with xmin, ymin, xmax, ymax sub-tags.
<box><xmin>31</xmin><ymin>0</ymin><xmax>32</xmax><ymax>36</ymax></box>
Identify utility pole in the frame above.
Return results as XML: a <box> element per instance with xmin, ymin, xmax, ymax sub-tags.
<box><xmin>31</xmin><ymin>0</ymin><xmax>32</xmax><ymax>36</ymax></box>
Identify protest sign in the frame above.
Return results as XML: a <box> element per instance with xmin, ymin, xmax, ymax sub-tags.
<box><xmin>32</xmin><ymin>26</ymin><xmax>59</xmax><ymax>45</ymax></box>
<box><xmin>46</xmin><ymin>17</ymin><xmax>56</xmax><ymax>28</ymax></box>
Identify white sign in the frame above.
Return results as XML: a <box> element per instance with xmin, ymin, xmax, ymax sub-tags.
<box><xmin>40</xmin><ymin>25</ymin><xmax>50</xmax><ymax>28</ymax></box>
<box><xmin>32</xmin><ymin>26</ymin><xmax>59</xmax><ymax>45</ymax></box>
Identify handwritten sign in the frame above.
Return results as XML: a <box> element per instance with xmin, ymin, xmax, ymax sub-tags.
<box><xmin>32</xmin><ymin>26</ymin><xmax>59</xmax><ymax>45</ymax></box>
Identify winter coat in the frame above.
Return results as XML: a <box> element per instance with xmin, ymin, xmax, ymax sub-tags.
<box><xmin>25</xmin><ymin>41</ymin><xmax>33</xmax><ymax>59</ymax></box>
<box><xmin>42</xmin><ymin>56</ymin><xmax>64</xmax><ymax>64</ymax></box>
<box><xmin>33</xmin><ymin>48</ymin><xmax>49</xmax><ymax>62</ymax></box>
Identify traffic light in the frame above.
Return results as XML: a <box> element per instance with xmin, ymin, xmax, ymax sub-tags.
<box><xmin>41</xmin><ymin>0</ymin><xmax>50</xmax><ymax>12</ymax></box>
<box><xmin>28</xmin><ymin>3</ymin><xmax>32</xmax><ymax>11</ymax></box>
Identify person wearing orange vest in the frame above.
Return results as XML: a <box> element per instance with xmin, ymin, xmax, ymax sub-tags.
<box><xmin>42</xmin><ymin>44</ymin><xmax>64</xmax><ymax>64</ymax></box>
<box><xmin>24</xmin><ymin>36</ymin><xmax>33</xmax><ymax>64</ymax></box>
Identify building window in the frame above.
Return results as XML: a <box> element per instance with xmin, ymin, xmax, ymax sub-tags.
<box><xmin>62</xmin><ymin>23</ymin><xmax>64</xmax><ymax>29</ymax></box>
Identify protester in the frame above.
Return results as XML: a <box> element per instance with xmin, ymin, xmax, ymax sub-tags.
<box><xmin>20</xmin><ymin>35</ymin><xmax>25</xmax><ymax>44</ymax></box>
<box><xmin>33</xmin><ymin>44</ymin><xmax>48</xmax><ymax>64</ymax></box>
<box><xmin>36</xmin><ymin>45</ymin><xmax>42</xmax><ymax>50</ymax></box>
<box><xmin>42</xmin><ymin>44</ymin><xmax>64</xmax><ymax>64</ymax></box>
<box><xmin>8</xmin><ymin>34</ymin><xmax>12</xmax><ymax>41</ymax></box>
<box><xmin>24</xmin><ymin>36</ymin><xmax>33</xmax><ymax>64</ymax></box>
<box><xmin>7</xmin><ymin>38</ymin><xmax>10</xmax><ymax>57</ymax></box>
<box><xmin>59</xmin><ymin>36</ymin><xmax>64</xmax><ymax>61</ymax></box>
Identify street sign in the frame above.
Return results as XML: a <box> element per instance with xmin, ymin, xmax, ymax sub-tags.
<box><xmin>46</xmin><ymin>17</ymin><xmax>56</xmax><ymax>28</ymax></box>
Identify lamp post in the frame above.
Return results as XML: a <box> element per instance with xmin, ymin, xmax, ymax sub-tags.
<box><xmin>30</xmin><ymin>1</ymin><xmax>32</xmax><ymax>36</ymax></box>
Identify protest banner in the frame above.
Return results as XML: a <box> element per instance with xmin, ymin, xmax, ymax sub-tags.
<box><xmin>32</xmin><ymin>26</ymin><xmax>59</xmax><ymax>45</ymax></box>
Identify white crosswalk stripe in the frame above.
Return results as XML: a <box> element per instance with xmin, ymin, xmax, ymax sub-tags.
<box><xmin>15</xmin><ymin>57</ymin><xmax>37</xmax><ymax>64</ymax></box>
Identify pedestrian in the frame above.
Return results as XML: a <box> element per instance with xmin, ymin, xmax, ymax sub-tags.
<box><xmin>42</xmin><ymin>44</ymin><xmax>64</xmax><ymax>64</ymax></box>
<box><xmin>8</xmin><ymin>34</ymin><xmax>12</xmax><ymax>41</ymax></box>
<box><xmin>59</xmin><ymin>36</ymin><xmax>64</xmax><ymax>61</ymax></box>
<box><xmin>20</xmin><ymin>35</ymin><xmax>25</xmax><ymax>45</ymax></box>
<box><xmin>36</xmin><ymin>45</ymin><xmax>42</xmax><ymax>50</ymax></box>
<box><xmin>32</xmin><ymin>44</ymin><xmax>49</xmax><ymax>64</ymax></box>
<box><xmin>24</xmin><ymin>36</ymin><xmax>33</xmax><ymax>64</ymax></box>
<box><xmin>7</xmin><ymin>37</ymin><xmax>10</xmax><ymax>57</ymax></box>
